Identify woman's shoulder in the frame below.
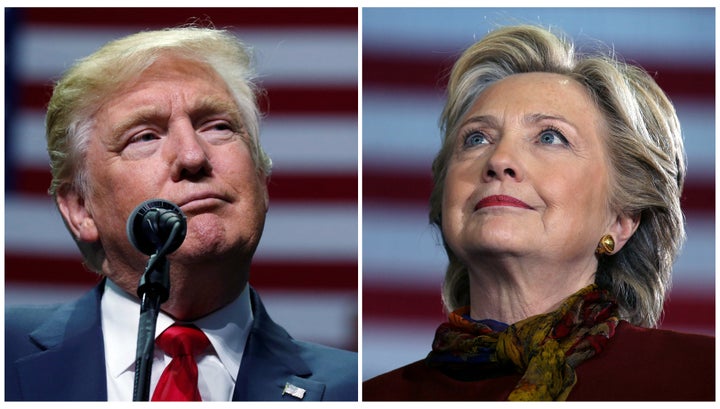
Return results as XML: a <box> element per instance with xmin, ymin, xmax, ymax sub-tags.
<box><xmin>570</xmin><ymin>320</ymin><xmax>715</xmax><ymax>400</ymax></box>
<box><xmin>612</xmin><ymin>320</ymin><xmax>714</xmax><ymax>354</ymax></box>
<box><xmin>361</xmin><ymin>321</ymin><xmax>715</xmax><ymax>401</ymax></box>
<box><xmin>363</xmin><ymin>360</ymin><xmax>429</xmax><ymax>401</ymax></box>
<box><xmin>363</xmin><ymin>359</ymin><xmax>520</xmax><ymax>401</ymax></box>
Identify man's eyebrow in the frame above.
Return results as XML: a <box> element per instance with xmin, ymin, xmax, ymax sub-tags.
<box><xmin>193</xmin><ymin>97</ymin><xmax>243</xmax><ymax>120</ymax></box>
<box><xmin>109</xmin><ymin>107</ymin><xmax>167</xmax><ymax>139</ymax></box>
<box><xmin>109</xmin><ymin>98</ymin><xmax>243</xmax><ymax>138</ymax></box>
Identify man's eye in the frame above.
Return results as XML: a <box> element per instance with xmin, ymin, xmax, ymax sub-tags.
<box><xmin>202</xmin><ymin>120</ymin><xmax>235</xmax><ymax>133</ymax></box>
<box><xmin>129</xmin><ymin>132</ymin><xmax>159</xmax><ymax>144</ymax></box>
<box><xmin>213</xmin><ymin>122</ymin><xmax>232</xmax><ymax>131</ymax></box>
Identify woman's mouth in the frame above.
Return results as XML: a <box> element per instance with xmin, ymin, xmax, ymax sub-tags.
<box><xmin>475</xmin><ymin>195</ymin><xmax>533</xmax><ymax>210</ymax></box>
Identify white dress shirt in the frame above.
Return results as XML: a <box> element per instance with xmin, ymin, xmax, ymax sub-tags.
<box><xmin>101</xmin><ymin>279</ymin><xmax>253</xmax><ymax>401</ymax></box>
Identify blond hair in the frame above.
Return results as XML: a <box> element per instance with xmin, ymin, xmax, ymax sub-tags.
<box><xmin>430</xmin><ymin>25</ymin><xmax>686</xmax><ymax>327</ymax></box>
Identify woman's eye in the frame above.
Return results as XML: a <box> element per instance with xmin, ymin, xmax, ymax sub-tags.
<box><xmin>463</xmin><ymin>131</ymin><xmax>489</xmax><ymax>147</ymax></box>
<box><xmin>538</xmin><ymin>129</ymin><xmax>568</xmax><ymax>145</ymax></box>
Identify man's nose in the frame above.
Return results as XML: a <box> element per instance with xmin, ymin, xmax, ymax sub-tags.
<box><xmin>165</xmin><ymin>121</ymin><xmax>213</xmax><ymax>182</ymax></box>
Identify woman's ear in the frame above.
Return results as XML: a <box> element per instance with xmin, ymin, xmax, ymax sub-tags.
<box><xmin>55</xmin><ymin>185</ymin><xmax>99</xmax><ymax>243</ymax></box>
<box><xmin>607</xmin><ymin>212</ymin><xmax>640</xmax><ymax>254</ymax></box>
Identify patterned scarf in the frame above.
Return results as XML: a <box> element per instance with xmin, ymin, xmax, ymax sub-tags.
<box><xmin>426</xmin><ymin>284</ymin><xmax>618</xmax><ymax>400</ymax></box>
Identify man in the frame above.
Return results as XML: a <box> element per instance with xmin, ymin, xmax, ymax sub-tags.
<box><xmin>5</xmin><ymin>26</ymin><xmax>357</xmax><ymax>401</ymax></box>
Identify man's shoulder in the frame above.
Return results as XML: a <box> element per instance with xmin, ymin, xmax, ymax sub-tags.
<box><xmin>293</xmin><ymin>339</ymin><xmax>357</xmax><ymax>368</ymax></box>
<box><xmin>292</xmin><ymin>339</ymin><xmax>358</xmax><ymax>399</ymax></box>
<box><xmin>249</xmin><ymin>287</ymin><xmax>357</xmax><ymax>374</ymax></box>
<box><xmin>292</xmin><ymin>339</ymin><xmax>357</xmax><ymax>381</ymax></box>
<box><xmin>247</xmin><ymin>288</ymin><xmax>358</xmax><ymax>400</ymax></box>
<box><xmin>6</xmin><ymin>286</ymin><xmax>103</xmax><ymax>355</ymax></box>
<box><xmin>6</xmin><ymin>303</ymin><xmax>64</xmax><ymax>336</ymax></box>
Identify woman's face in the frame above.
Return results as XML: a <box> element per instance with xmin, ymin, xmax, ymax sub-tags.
<box><xmin>441</xmin><ymin>72</ymin><xmax>616</xmax><ymax>270</ymax></box>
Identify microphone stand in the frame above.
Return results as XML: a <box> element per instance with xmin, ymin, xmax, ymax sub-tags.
<box><xmin>132</xmin><ymin>252</ymin><xmax>170</xmax><ymax>401</ymax></box>
<box><xmin>127</xmin><ymin>201</ymin><xmax>186</xmax><ymax>401</ymax></box>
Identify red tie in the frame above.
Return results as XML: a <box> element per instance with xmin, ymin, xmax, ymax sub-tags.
<box><xmin>152</xmin><ymin>324</ymin><xmax>210</xmax><ymax>401</ymax></box>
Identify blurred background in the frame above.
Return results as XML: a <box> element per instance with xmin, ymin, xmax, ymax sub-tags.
<box><xmin>363</xmin><ymin>8</ymin><xmax>715</xmax><ymax>380</ymax></box>
<box><xmin>4</xmin><ymin>8</ymin><xmax>358</xmax><ymax>352</ymax></box>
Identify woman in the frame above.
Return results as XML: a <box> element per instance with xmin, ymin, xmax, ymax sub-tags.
<box><xmin>363</xmin><ymin>25</ymin><xmax>714</xmax><ymax>401</ymax></box>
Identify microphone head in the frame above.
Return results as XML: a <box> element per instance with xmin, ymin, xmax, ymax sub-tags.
<box><xmin>127</xmin><ymin>199</ymin><xmax>187</xmax><ymax>256</ymax></box>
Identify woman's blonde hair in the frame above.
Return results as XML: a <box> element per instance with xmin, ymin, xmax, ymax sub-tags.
<box><xmin>46</xmin><ymin>26</ymin><xmax>273</xmax><ymax>272</ymax></box>
<box><xmin>429</xmin><ymin>25</ymin><xmax>686</xmax><ymax>328</ymax></box>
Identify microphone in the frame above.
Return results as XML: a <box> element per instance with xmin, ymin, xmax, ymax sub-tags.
<box><xmin>128</xmin><ymin>199</ymin><xmax>187</xmax><ymax>401</ymax></box>
<box><xmin>127</xmin><ymin>199</ymin><xmax>187</xmax><ymax>256</ymax></box>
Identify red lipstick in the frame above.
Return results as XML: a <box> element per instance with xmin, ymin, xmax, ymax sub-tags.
<box><xmin>475</xmin><ymin>195</ymin><xmax>533</xmax><ymax>210</ymax></box>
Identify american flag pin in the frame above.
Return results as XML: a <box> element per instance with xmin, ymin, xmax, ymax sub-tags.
<box><xmin>282</xmin><ymin>382</ymin><xmax>306</xmax><ymax>400</ymax></box>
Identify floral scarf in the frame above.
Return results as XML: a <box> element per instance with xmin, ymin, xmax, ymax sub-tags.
<box><xmin>426</xmin><ymin>284</ymin><xmax>619</xmax><ymax>400</ymax></box>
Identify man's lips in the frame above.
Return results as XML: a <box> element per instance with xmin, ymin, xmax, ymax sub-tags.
<box><xmin>176</xmin><ymin>193</ymin><xmax>228</xmax><ymax>210</ymax></box>
<box><xmin>475</xmin><ymin>195</ymin><xmax>533</xmax><ymax>210</ymax></box>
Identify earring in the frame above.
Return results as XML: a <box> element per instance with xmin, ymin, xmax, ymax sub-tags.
<box><xmin>596</xmin><ymin>234</ymin><xmax>615</xmax><ymax>255</ymax></box>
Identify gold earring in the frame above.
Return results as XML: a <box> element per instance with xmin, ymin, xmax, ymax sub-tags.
<box><xmin>596</xmin><ymin>234</ymin><xmax>615</xmax><ymax>255</ymax></box>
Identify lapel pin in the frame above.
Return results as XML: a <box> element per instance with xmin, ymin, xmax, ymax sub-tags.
<box><xmin>282</xmin><ymin>382</ymin><xmax>306</xmax><ymax>400</ymax></box>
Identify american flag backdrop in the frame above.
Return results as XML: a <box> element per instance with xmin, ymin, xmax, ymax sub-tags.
<box><xmin>4</xmin><ymin>8</ymin><xmax>358</xmax><ymax>352</ymax></box>
<box><xmin>362</xmin><ymin>8</ymin><xmax>715</xmax><ymax>380</ymax></box>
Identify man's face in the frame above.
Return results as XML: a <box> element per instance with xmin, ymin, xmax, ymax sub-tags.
<box><xmin>75</xmin><ymin>55</ymin><xmax>268</xmax><ymax>278</ymax></box>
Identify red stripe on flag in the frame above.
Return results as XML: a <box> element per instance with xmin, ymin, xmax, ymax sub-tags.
<box><xmin>363</xmin><ymin>54</ymin><xmax>715</xmax><ymax>101</ymax></box>
<box><xmin>18</xmin><ymin>7</ymin><xmax>358</xmax><ymax>29</ymax></box>
<box><xmin>18</xmin><ymin>82</ymin><xmax>358</xmax><ymax>115</ymax></box>
<box><xmin>363</xmin><ymin>169</ymin><xmax>714</xmax><ymax>214</ymax></box>
<box><xmin>13</xmin><ymin>168</ymin><xmax>357</xmax><ymax>203</ymax></box>
<box><xmin>259</xmin><ymin>87</ymin><xmax>358</xmax><ymax>115</ymax></box>
<box><xmin>363</xmin><ymin>169</ymin><xmax>433</xmax><ymax>203</ymax></box>
<box><xmin>5</xmin><ymin>254</ymin><xmax>357</xmax><ymax>291</ymax></box>
<box><xmin>268</xmin><ymin>172</ymin><xmax>357</xmax><ymax>202</ymax></box>
<box><xmin>362</xmin><ymin>285</ymin><xmax>446</xmax><ymax>323</ymax></box>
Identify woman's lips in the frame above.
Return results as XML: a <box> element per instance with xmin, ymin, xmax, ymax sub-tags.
<box><xmin>475</xmin><ymin>195</ymin><xmax>533</xmax><ymax>210</ymax></box>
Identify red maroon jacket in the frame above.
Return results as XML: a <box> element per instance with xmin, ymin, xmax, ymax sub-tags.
<box><xmin>363</xmin><ymin>321</ymin><xmax>714</xmax><ymax>401</ymax></box>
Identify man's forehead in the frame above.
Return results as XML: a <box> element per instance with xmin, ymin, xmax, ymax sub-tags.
<box><xmin>101</xmin><ymin>64</ymin><xmax>240</xmax><ymax>116</ymax></box>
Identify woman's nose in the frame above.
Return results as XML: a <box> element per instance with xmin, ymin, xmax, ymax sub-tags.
<box><xmin>482</xmin><ymin>137</ymin><xmax>524</xmax><ymax>183</ymax></box>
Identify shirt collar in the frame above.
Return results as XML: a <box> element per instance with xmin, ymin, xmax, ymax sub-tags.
<box><xmin>101</xmin><ymin>279</ymin><xmax>253</xmax><ymax>382</ymax></box>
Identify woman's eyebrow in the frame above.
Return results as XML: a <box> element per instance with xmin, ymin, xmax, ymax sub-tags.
<box><xmin>459</xmin><ymin>114</ymin><xmax>500</xmax><ymax>129</ymax></box>
<box><xmin>459</xmin><ymin>113</ymin><xmax>578</xmax><ymax>132</ymax></box>
<box><xmin>523</xmin><ymin>113</ymin><xmax>579</xmax><ymax>133</ymax></box>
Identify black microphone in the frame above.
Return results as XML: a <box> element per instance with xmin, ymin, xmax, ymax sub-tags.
<box><xmin>127</xmin><ymin>199</ymin><xmax>187</xmax><ymax>256</ymax></box>
<box><xmin>128</xmin><ymin>199</ymin><xmax>187</xmax><ymax>401</ymax></box>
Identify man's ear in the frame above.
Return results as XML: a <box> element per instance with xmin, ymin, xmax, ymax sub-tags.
<box><xmin>607</xmin><ymin>212</ymin><xmax>640</xmax><ymax>254</ymax></box>
<box><xmin>55</xmin><ymin>184</ymin><xmax>99</xmax><ymax>243</ymax></box>
<box><xmin>259</xmin><ymin>171</ymin><xmax>270</xmax><ymax>213</ymax></box>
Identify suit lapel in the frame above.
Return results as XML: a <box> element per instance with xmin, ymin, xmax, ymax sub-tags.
<box><xmin>13</xmin><ymin>284</ymin><xmax>108</xmax><ymax>401</ymax></box>
<box><xmin>232</xmin><ymin>288</ymin><xmax>326</xmax><ymax>401</ymax></box>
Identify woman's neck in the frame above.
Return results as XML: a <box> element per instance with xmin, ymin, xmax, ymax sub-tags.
<box><xmin>466</xmin><ymin>255</ymin><xmax>597</xmax><ymax>324</ymax></box>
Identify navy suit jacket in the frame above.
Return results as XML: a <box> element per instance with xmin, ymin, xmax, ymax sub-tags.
<box><xmin>5</xmin><ymin>282</ymin><xmax>358</xmax><ymax>401</ymax></box>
